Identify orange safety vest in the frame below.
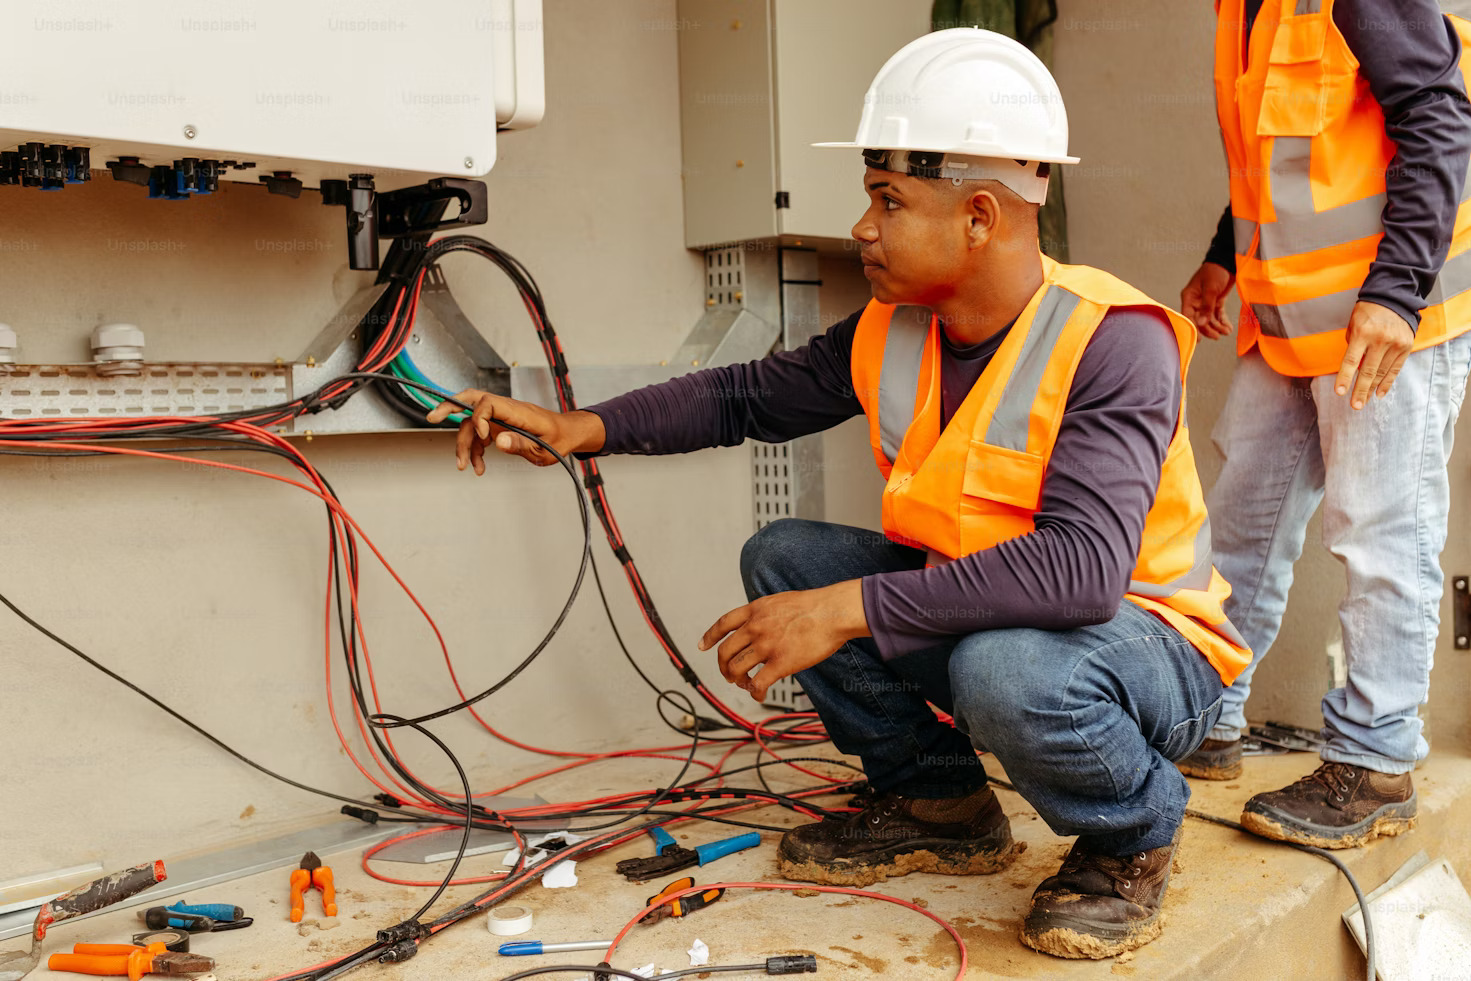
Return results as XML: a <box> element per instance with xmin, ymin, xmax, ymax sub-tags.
<box><xmin>1214</xmin><ymin>0</ymin><xmax>1471</xmax><ymax>377</ymax></box>
<box><xmin>850</xmin><ymin>258</ymin><xmax>1251</xmax><ymax>685</ymax></box>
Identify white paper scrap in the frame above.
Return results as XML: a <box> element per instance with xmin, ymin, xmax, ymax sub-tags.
<box><xmin>541</xmin><ymin>858</ymin><xmax>579</xmax><ymax>888</ymax></box>
<box><xmin>632</xmin><ymin>963</ymin><xmax>658</xmax><ymax>978</ymax></box>
<box><xmin>687</xmin><ymin>939</ymin><xmax>710</xmax><ymax>966</ymax></box>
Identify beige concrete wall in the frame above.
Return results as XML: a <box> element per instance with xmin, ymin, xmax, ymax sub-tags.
<box><xmin>0</xmin><ymin>0</ymin><xmax>776</xmax><ymax>877</ymax></box>
<box><xmin>1053</xmin><ymin>0</ymin><xmax>1471</xmax><ymax>747</ymax></box>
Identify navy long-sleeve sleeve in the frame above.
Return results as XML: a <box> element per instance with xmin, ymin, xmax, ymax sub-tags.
<box><xmin>587</xmin><ymin>318</ymin><xmax>863</xmax><ymax>454</ymax></box>
<box><xmin>585</xmin><ymin>306</ymin><xmax>1181</xmax><ymax>659</ymax></box>
<box><xmin>1204</xmin><ymin>0</ymin><xmax>1471</xmax><ymax>328</ymax></box>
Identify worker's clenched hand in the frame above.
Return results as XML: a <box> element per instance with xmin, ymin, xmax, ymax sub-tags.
<box><xmin>426</xmin><ymin>390</ymin><xmax>605</xmax><ymax>473</ymax></box>
<box><xmin>1336</xmin><ymin>301</ymin><xmax>1415</xmax><ymax>409</ymax></box>
<box><xmin>1180</xmin><ymin>262</ymin><xmax>1235</xmax><ymax>339</ymax></box>
<box><xmin>699</xmin><ymin>580</ymin><xmax>869</xmax><ymax>703</ymax></box>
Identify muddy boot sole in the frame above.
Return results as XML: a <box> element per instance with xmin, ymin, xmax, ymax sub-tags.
<box><xmin>1176</xmin><ymin>757</ymin><xmax>1242</xmax><ymax>780</ymax></box>
<box><xmin>777</xmin><ymin>833</ymin><xmax>1023</xmax><ymax>887</ymax></box>
<box><xmin>1020</xmin><ymin>917</ymin><xmax>1164</xmax><ymax>960</ymax></box>
<box><xmin>1240</xmin><ymin>796</ymin><xmax>1417</xmax><ymax>849</ymax></box>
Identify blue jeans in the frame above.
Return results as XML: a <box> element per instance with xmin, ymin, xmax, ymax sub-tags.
<box><xmin>1208</xmin><ymin>339</ymin><xmax>1471</xmax><ymax>772</ymax></box>
<box><xmin>740</xmin><ymin>519</ymin><xmax>1225</xmax><ymax>855</ymax></box>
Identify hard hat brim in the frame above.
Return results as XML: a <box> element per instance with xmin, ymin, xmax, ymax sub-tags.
<box><xmin>812</xmin><ymin>141</ymin><xmax>1080</xmax><ymax>165</ymax></box>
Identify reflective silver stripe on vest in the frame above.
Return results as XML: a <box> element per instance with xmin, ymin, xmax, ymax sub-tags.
<box><xmin>1425</xmin><ymin>244</ymin><xmax>1471</xmax><ymax>307</ymax></box>
<box><xmin>1128</xmin><ymin>517</ymin><xmax>1214</xmax><ymax>598</ymax></box>
<box><xmin>876</xmin><ymin>305</ymin><xmax>932</xmax><ymax>464</ymax></box>
<box><xmin>1295</xmin><ymin>0</ymin><xmax>1321</xmax><ymax>14</ymax></box>
<box><xmin>1252</xmin><ymin>246</ymin><xmax>1471</xmax><ymax>339</ymax></box>
<box><xmin>1250</xmin><ymin>287</ymin><xmax>1358</xmax><ymax>339</ymax></box>
<box><xmin>983</xmin><ymin>287</ymin><xmax>1083</xmax><ymax>451</ymax></box>
<box><xmin>1232</xmin><ymin>215</ymin><xmax>1257</xmax><ymax>256</ymax></box>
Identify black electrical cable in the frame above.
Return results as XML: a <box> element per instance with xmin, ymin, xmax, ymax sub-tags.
<box><xmin>327</xmin><ymin>375</ymin><xmax>594</xmax><ymax>728</ymax></box>
<box><xmin>373</xmin><ymin>713</ymin><xmax>475</xmax><ymax>924</ymax></box>
<box><xmin>1185</xmin><ymin>807</ymin><xmax>1375</xmax><ymax>981</ymax></box>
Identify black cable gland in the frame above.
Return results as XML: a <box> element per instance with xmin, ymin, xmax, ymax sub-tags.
<box><xmin>375</xmin><ymin>919</ymin><xmax>427</xmax><ymax>944</ymax></box>
<box><xmin>592</xmin><ymin>964</ymin><xmax>614</xmax><ymax>981</ymax></box>
<box><xmin>374</xmin><ymin>793</ymin><xmax>404</xmax><ymax>808</ymax></box>
<box><xmin>340</xmin><ymin>805</ymin><xmax>380</xmax><ymax>824</ymax></box>
<box><xmin>376</xmin><ymin>940</ymin><xmax>418</xmax><ymax>963</ymax></box>
<box><xmin>766</xmin><ymin>954</ymin><xmax>818</xmax><ymax>974</ymax></box>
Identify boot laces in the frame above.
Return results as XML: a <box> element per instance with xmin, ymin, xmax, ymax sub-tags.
<box><xmin>1061</xmin><ymin>847</ymin><xmax>1146</xmax><ymax>890</ymax></box>
<box><xmin>1302</xmin><ymin>761</ymin><xmax>1358</xmax><ymax>800</ymax></box>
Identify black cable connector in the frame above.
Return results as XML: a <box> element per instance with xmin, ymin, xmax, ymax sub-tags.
<box><xmin>376</xmin><ymin>920</ymin><xmax>427</xmax><ymax>944</ymax></box>
<box><xmin>340</xmin><ymin>805</ymin><xmax>380</xmax><ymax>824</ymax></box>
<box><xmin>766</xmin><ymin>955</ymin><xmax>817</xmax><ymax>974</ymax></box>
<box><xmin>374</xmin><ymin>793</ymin><xmax>403</xmax><ymax>808</ymax></box>
<box><xmin>377</xmin><ymin>940</ymin><xmax>419</xmax><ymax>964</ymax></box>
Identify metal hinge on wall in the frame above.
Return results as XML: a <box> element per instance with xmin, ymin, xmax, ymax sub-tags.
<box><xmin>1455</xmin><ymin>575</ymin><xmax>1469</xmax><ymax>649</ymax></box>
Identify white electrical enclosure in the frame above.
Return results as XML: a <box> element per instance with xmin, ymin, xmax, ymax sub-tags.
<box><xmin>0</xmin><ymin>0</ymin><xmax>544</xmax><ymax>189</ymax></box>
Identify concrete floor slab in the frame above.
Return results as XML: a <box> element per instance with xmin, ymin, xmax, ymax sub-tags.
<box><xmin>16</xmin><ymin>747</ymin><xmax>1471</xmax><ymax>980</ymax></box>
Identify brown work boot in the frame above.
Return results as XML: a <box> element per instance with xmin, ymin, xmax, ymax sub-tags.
<box><xmin>1241</xmin><ymin>761</ymin><xmax>1416</xmax><ymax>848</ymax></box>
<box><xmin>777</xmin><ymin>785</ymin><xmax>1019</xmax><ymax>887</ymax></box>
<box><xmin>1020</xmin><ymin>829</ymin><xmax>1181</xmax><ymax>960</ymax></box>
<box><xmin>1176</xmin><ymin>737</ymin><xmax>1243</xmax><ymax>780</ymax></box>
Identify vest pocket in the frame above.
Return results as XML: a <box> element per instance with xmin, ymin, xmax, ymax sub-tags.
<box><xmin>1257</xmin><ymin>15</ymin><xmax>1329</xmax><ymax>136</ymax></box>
<box><xmin>962</xmin><ymin>441</ymin><xmax>1046</xmax><ymax>511</ymax></box>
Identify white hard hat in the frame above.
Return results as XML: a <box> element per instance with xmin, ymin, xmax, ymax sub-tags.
<box><xmin>816</xmin><ymin>28</ymin><xmax>1078</xmax><ymax>204</ymax></box>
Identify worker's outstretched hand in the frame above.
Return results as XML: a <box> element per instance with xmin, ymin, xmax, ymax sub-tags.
<box><xmin>700</xmin><ymin>581</ymin><xmax>868</xmax><ymax>702</ymax></box>
<box><xmin>427</xmin><ymin>390</ymin><xmax>605</xmax><ymax>472</ymax></box>
<box><xmin>1180</xmin><ymin>262</ymin><xmax>1235</xmax><ymax>339</ymax></box>
<box><xmin>1336</xmin><ymin>301</ymin><xmax>1415</xmax><ymax>409</ymax></box>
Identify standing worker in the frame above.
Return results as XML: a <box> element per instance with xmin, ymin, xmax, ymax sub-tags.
<box><xmin>1178</xmin><ymin>0</ymin><xmax>1471</xmax><ymax>849</ymax></box>
<box><xmin>433</xmin><ymin>30</ymin><xmax>1249</xmax><ymax>959</ymax></box>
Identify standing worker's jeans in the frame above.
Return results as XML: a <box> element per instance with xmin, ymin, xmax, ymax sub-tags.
<box><xmin>1207</xmin><ymin>337</ymin><xmax>1471</xmax><ymax>771</ymax></box>
<box><xmin>740</xmin><ymin>519</ymin><xmax>1225</xmax><ymax>855</ymax></box>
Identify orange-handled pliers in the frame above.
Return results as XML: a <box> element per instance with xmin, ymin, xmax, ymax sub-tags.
<box><xmin>289</xmin><ymin>851</ymin><xmax>337</xmax><ymax>923</ymax></box>
<box><xmin>47</xmin><ymin>942</ymin><xmax>214</xmax><ymax>979</ymax></box>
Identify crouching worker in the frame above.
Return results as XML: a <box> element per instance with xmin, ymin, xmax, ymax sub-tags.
<box><xmin>430</xmin><ymin>29</ymin><xmax>1250</xmax><ymax>960</ymax></box>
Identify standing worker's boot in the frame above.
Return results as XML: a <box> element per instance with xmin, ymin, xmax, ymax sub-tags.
<box><xmin>1020</xmin><ymin>828</ymin><xmax>1181</xmax><ymax>959</ymax></box>
<box><xmin>1241</xmin><ymin>761</ymin><xmax>1416</xmax><ymax>848</ymax></box>
<box><xmin>777</xmin><ymin>785</ymin><xmax>1019</xmax><ymax>886</ymax></box>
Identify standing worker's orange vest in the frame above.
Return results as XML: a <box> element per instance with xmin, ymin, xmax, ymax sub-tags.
<box><xmin>1214</xmin><ymin>0</ymin><xmax>1471</xmax><ymax>376</ymax></box>
<box><xmin>849</xmin><ymin>258</ymin><xmax>1251</xmax><ymax>685</ymax></box>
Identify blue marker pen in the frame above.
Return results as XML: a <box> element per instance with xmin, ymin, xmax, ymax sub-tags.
<box><xmin>499</xmin><ymin>940</ymin><xmax>614</xmax><ymax>956</ymax></box>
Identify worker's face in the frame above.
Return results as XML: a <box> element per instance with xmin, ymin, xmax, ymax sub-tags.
<box><xmin>851</xmin><ymin>168</ymin><xmax>975</xmax><ymax>307</ymax></box>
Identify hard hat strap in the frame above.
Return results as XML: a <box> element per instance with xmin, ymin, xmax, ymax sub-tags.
<box><xmin>862</xmin><ymin>148</ymin><xmax>1051</xmax><ymax>206</ymax></box>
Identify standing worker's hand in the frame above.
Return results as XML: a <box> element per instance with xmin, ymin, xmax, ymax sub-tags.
<box><xmin>426</xmin><ymin>390</ymin><xmax>605</xmax><ymax>473</ymax></box>
<box><xmin>1335</xmin><ymin>301</ymin><xmax>1415</xmax><ymax>409</ymax></box>
<box><xmin>699</xmin><ymin>581</ymin><xmax>869</xmax><ymax>702</ymax></box>
<box><xmin>1180</xmin><ymin>262</ymin><xmax>1236</xmax><ymax>339</ymax></box>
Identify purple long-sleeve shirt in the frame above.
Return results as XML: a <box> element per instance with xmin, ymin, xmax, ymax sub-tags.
<box><xmin>1205</xmin><ymin>0</ymin><xmax>1471</xmax><ymax>330</ymax></box>
<box><xmin>586</xmin><ymin>305</ymin><xmax>1182</xmax><ymax>660</ymax></box>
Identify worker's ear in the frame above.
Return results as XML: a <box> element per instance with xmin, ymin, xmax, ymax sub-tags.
<box><xmin>964</xmin><ymin>187</ymin><xmax>1001</xmax><ymax>251</ymax></box>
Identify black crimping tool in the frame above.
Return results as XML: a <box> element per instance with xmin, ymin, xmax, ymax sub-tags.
<box><xmin>614</xmin><ymin>828</ymin><xmax>762</xmax><ymax>883</ymax></box>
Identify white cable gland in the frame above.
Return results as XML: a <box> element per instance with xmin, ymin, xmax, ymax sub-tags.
<box><xmin>0</xmin><ymin>323</ymin><xmax>17</xmax><ymax>365</ymax></box>
<box><xmin>92</xmin><ymin>322</ymin><xmax>145</xmax><ymax>376</ymax></box>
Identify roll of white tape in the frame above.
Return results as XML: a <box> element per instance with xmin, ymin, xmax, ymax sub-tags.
<box><xmin>488</xmin><ymin>905</ymin><xmax>534</xmax><ymax>936</ymax></box>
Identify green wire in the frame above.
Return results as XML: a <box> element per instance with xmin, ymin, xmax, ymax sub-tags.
<box><xmin>388</xmin><ymin>357</ymin><xmax>469</xmax><ymax>422</ymax></box>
